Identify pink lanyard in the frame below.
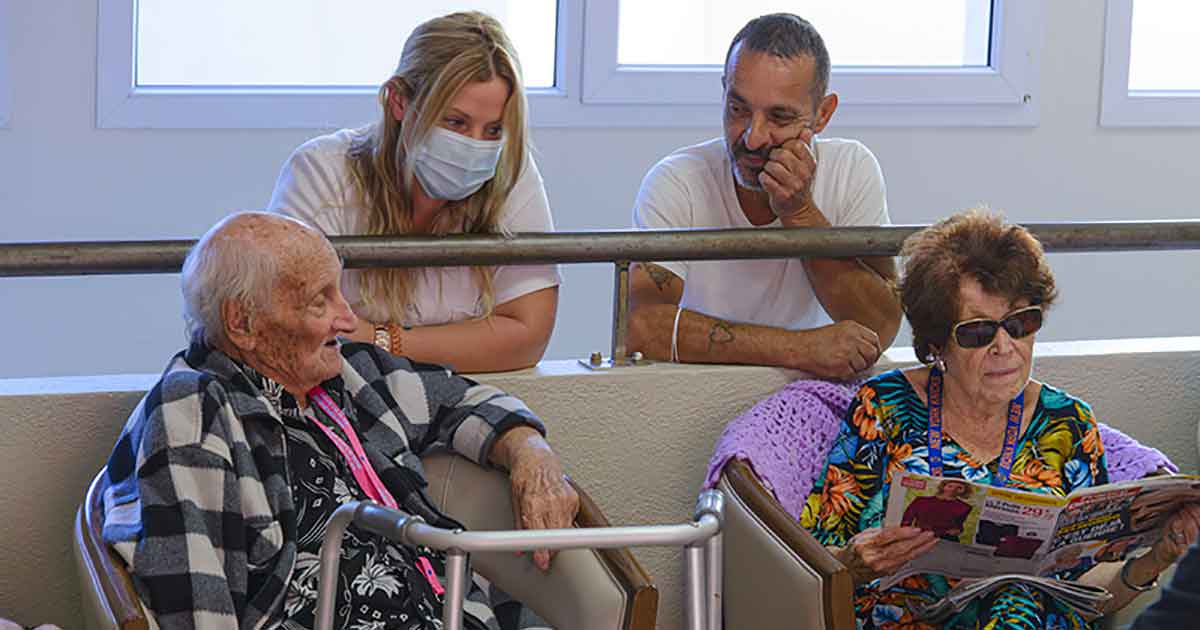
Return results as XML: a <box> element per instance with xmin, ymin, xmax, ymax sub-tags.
<box><xmin>306</xmin><ymin>386</ymin><xmax>445</xmax><ymax>595</ymax></box>
<box><xmin>307</xmin><ymin>386</ymin><xmax>398</xmax><ymax>509</ymax></box>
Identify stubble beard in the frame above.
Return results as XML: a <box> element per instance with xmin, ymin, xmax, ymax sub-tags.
<box><xmin>729</xmin><ymin>152</ymin><xmax>764</xmax><ymax>192</ymax></box>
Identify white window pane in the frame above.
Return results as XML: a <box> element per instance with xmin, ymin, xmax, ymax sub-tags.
<box><xmin>618</xmin><ymin>0</ymin><xmax>991</xmax><ymax>68</ymax></box>
<box><xmin>136</xmin><ymin>1</ymin><xmax>557</xmax><ymax>89</ymax></box>
<box><xmin>1128</xmin><ymin>0</ymin><xmax>1200</xmax><ymax>92</ymax></box>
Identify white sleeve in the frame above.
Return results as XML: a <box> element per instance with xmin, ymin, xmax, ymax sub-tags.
<box><xmin>266</xmin><ymin>141</ymin><xmax>354</xmax><ymax>236</ymax></box>
<box><xmin>493</xmin><ymin>154</ymin><xmax>562</xmax><ymax>306</ymax></box>
<box><xmin>631</xmin><ymin>158</ymin><xmax>691</xmax><ymax>281</ymax></box>
<box><xmin>835</xmin><ymin>142</ymin><xmax>891</xmax><ymax>228</ymax></box>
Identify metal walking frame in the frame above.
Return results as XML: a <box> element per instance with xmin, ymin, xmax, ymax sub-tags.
<box><xmin>314</xmin><ymin>489</ymin><xmax>725</xmax><ymax>630</ymax></box>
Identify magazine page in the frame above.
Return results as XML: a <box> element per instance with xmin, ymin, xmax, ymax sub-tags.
<box><xmin>881</xmin><ymin>472</ymin><xmax>1069</xmax><ymax>588</ymax></box>
<box><xmin>1046</xmin><ymin>475</ymin><xmax>1200</xmax><ymax>573</ymax></box>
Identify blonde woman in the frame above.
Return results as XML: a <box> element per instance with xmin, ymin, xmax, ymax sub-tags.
<box><xmin>269</xmin><ymin>11</ymin><xmax>559</xmax><ymax>373</ymax></box>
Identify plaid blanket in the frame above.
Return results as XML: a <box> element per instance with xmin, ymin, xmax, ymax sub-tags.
<box><xmin>101</xmin><ymin>340</ymin><xmax>544</xmax><ymax>630</ymax></box>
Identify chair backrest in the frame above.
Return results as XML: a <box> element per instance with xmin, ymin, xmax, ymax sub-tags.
<box><xmin>72</xmin><ymin>469</ymin><xmax>149</xmax><ymax>630</ymax></box>
<box><xmin>718</xmin><ymin>459</ymin><xmax>855</xmax><ymax>630</ymax></box>
<box><xmin>421</xmin><ymin>452</ymin><xmax>657</xmax><ymax>630</ymax></box>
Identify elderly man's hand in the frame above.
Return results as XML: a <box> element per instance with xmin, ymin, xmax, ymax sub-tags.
<box><xmin>491</xmin><ymin>426</ymin><xmax>580</xmax><ymax>571</ymax></box>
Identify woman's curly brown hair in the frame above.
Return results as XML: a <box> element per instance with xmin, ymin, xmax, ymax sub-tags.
<box><xmin>899</xmin><ymin>209</ymin><xmax>1057</xmax><ymax>363</ymax></box>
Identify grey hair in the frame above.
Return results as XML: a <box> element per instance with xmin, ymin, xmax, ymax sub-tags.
<box><xmin>724</xmin><ymin>13</ymin><xmax>831</xmax><ymax>101</ymax></box>
<box><xmin>180</xmin><ymin>213</ymin><xmax>281</xmax><ymax>346</ymax></box>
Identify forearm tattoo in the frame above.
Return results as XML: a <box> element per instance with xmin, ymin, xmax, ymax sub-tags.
<box><xmin>708</xmin><ymin>321</ymin><xmax>735</xmax><ymax>352</ymax></box>
<box><xmin>644</xmin><ymin>263</ymin><xmax>678</xmax><ymax>293</ymax></box>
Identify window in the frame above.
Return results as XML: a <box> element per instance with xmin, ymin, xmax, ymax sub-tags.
<box><xmin>1101</xmin><ymin>0</ymin><xmax>1200</xmax><ymax>126</ymax></box>
<box><xmin>98</xmin><ymin>0</ymin><xmax>561</xmax><ymax>128</ymax></box>
<box><xmin>99</xmin><ymin>0</ymin><xmax>1040</xmax><ymax>128</ymax></box>
<box><xmin>581</xmin><ymin>0</ymin><xmax>1041</xmax><ymax>126</ymax></box>
<box><xmin>617</xmin><ymin>2</ymin><xmax>990</xmax><ymax>68</ymax></box>
<box><xmin>134</xmin><ymin>1</ymin><xmax>556</xmax><ymax>89</ymax></box>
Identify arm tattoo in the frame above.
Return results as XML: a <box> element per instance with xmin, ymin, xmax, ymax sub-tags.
<box><xmin>644</xmin><ymin>264</ymin><xmax>678</xmax><ymax>293</ymax></box>
<box><xmin>708</xmin><ymin>321</ymin><xmax>735</xmax><ymax>352</ymax></box>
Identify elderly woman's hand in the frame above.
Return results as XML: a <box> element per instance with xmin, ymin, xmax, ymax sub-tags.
<box><xmin>1147</xmin><ymin>502</ymin><xmax>1200</xmax><ymax>567</ymax></box>
<box><xmin>492</xmin><ymin>426</ymin><xmax>580</xmax><ymax>571</ymax></box>
<box><xmin>833</xmin><ymin>526</ymin><xmax>938</xmax><ymax>585</ymax></box>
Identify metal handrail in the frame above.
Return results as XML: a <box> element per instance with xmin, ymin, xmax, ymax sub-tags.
<box><xmin>315</xmin><ymin>490</ymin><xmax>725</xmax><ymax>630</ymax></box>
<box><xmin>4</xmin><ymin>222</ymin><xmax>1200</xmax><ymax>363</ymax></box>
<box><xmin>4</xmin><ymin>223</ymin><xmax>1200</xmax><ymax>276</ymax></box>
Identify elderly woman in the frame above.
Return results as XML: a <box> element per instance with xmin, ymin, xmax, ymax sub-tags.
<box><xmin>101</xmin><ymin>213</ymin><xmax>575</xmax><ymax>630</ymax></box>
<box><xmin>801</xmin><ymin>210</ymin><xmax>1200</xmax><ymax>629</ymax></box>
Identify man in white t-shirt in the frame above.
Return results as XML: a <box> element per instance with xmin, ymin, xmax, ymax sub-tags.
<box><xmin>630</xmin><ymin>13</ymin><xmax>901</xmax><ymax>379</ymax></box>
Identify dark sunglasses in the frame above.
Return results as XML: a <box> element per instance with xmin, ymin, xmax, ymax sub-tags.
<box><xmin>950</xmin><ymin>306</ymin><xmax>1043</xmax><ymax>349</ymax></box>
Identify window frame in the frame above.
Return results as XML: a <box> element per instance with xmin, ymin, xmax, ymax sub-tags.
<box><xmin>97</xmin><ymin>0</ymin><xmax>1041</xmax><ymax>129</ymax></box>
<box><xmin>580</xmin><ymin>0</ymin><xmax>1041</xmax><ymax>127</ymax></box>
<box><xmin>0</xmin><ymin>2</ymin><xmax>11</xmax><ymax>129</ymax></box>
<box><xmin>1100</xmin><ymin>0</ymin><xmax>1200</xmax><ymax>127</ymax></box>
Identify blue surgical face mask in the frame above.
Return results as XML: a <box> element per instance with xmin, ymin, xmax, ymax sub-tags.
<box><xmin>411</xmin><ymin>126</ymin><xmax>504</xmax><ymax>201</ymax></box>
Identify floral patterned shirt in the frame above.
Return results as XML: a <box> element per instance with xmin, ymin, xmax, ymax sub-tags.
<box><xmin>801</xmin><ymin>369</ymin><xmax>1108</xmax><ymax>630</ymax></box>
<box><xmin>279</xmin><ymin>406</ymin><xmax>453</xmax><ymax>630</ymax></box>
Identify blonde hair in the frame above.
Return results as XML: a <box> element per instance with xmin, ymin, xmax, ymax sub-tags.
<box><xmin>347</xmin><ymin>11</ymin><xmax>529</xmax><ymax>323</ymax></box>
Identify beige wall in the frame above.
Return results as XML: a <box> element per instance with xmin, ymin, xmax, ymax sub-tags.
<box><xmin>1</xmin><ymin>339</ymin><xmax>1198</xmax><ymax>628</ymax></box>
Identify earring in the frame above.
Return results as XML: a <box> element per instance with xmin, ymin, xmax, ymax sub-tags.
<box><xmin>934</xmin><ymin>356</ymin><xmax>948</xmax><ymax>373</ymax></box>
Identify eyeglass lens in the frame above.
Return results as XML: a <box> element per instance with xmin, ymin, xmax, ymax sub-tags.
<box><xmin>954</xmin><ymin>308</ymin><xmax>1043</xmax><ymax>349</ymax></box>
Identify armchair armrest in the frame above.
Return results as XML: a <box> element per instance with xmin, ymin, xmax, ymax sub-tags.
<box><xmin>719</xmin><ymin>458</ymin><xmax>855</xmax><ymax>630</ymax></box>
<box><xmin>420</xmin><ymin>452</ymin><xmax>656</xmax><ymax>630</ymax></box>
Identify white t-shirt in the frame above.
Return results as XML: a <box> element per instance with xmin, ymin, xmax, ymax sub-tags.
<box><xmin>632</xmin><ymin>136</ymin><xmax>889</xmax><ymax>331</ymax></box>
<box><xmin>268</xmin><ymin>127</ymin><xmax>561</xmax><ymax>326</ymax></box>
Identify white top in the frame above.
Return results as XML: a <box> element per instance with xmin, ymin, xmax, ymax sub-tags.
<box><xmin>632</xmin><ymin>136</ymin><xmax>889</xmax><ymax>331</ymax></box>
<box><xmin>268</xmin><ymin>127</ymin><xmax>561</xmax><ymax>326</ymax></box>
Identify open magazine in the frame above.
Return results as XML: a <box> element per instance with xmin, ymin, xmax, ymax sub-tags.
<box><xmin>880</xmin><ymin>471</ymin><xmax>1200</xmax><ymax>618</ymax></box>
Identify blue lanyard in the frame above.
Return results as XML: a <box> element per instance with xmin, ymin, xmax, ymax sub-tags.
<box><xmin>926</xmin><ymin>366</ymin><xmax>1025</xmax><ymax>487</ymax></box>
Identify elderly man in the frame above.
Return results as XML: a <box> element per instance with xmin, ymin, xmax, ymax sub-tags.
<box><xmin>100</xmin><ymin>212</ymin><xmax>577</xmax><ymax>630</ymax></box>
<box><xmin>629</xmin><ymin>13</ymin><xmax>900</xmax><ymax>378</ymax></box>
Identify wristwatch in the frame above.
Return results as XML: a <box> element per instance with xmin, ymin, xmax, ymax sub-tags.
<box><xmin>373</xmin><ymin>325</ymin><xmax>391</xmax><ymax>351</ymax></box>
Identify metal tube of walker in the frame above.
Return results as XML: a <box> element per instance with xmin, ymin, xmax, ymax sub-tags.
<box><xmin>314</xmin><ymin>504</ymin><xmax>361</xmax><ymax>630</ymax></box>
<box><xmin>316</xmin><ymin>493</ymin><xmax>727</xmax><ymax>629</ymax></box>
<box><xmin>399</xmin><ymin>518</ymin><xmax>718</xmax><ymax>552</ymax></box>
<box><xmin>684</xmin><ymin>541</ymin><xmax>707</xmax><ymax>630</ymax></box>
<box><xmin>442</xmin><ymin>549</ymin><xmax>469</xmax><ymax>630</ymax></box>
<box><xmin>706</xmin><ymin>532</ymin><xmax>724</xmax><ymax>630</ymax></box>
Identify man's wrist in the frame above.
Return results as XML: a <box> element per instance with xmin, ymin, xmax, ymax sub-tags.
<box><xmin>781</xmin><ymin>327</ymin><xmax>822</xmax><ymax>371</ymax></box>
<box><xmin>778</xmin><ymin>200</ymin><xmax>829</xmax><ymax>228</ymax></box>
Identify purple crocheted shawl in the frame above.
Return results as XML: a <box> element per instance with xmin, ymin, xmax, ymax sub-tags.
<box><xmin>704</xmin><ymin>378</ymin><xmax>1178</xmax><ymax>521</ymax></box>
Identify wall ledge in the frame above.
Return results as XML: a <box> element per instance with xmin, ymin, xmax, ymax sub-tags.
<box><xmin>4</xmin><ymin>336</ymin><xmax>1200</xmax><ymax>396</ymax></box>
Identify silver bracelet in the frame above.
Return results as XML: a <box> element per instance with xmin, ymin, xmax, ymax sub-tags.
<box><xmin>1120</xmin><ymin>557</ymin><xmax>1159</xmax><ymax>592</ymax></box>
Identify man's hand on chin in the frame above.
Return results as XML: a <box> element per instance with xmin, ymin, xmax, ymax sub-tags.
<box><xmin>761</xmin><ymin>128</ymin><xmax>829</xmax><ymax>227</ymax></box>
<box><xmin>492</xmin><ymin>426</ymin><xmax>580</xmax><ymax>571</ymax></box>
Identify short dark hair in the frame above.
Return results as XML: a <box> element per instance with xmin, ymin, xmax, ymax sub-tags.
<box><xmin>899</xmin><ymin>209</ymin><xmax>1058</xmax><ymax>363</ymax></box>
<box><xmin>724</xmin><ymin>13</ymin><xmax>831</xmax><ymax>99</ymax></box>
